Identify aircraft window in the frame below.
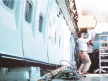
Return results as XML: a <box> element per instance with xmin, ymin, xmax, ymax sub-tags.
<box><xmin>2</xmin><ymin>0</ymin><xmax>15</xmax><ymax>9</ymax></box>
<box><xmin>39</xmin><ymin>14</ymin><xmax>43</xmax><ymax>33</ymax></box>
<box><xmin>25</xmin><ymin>0</ymin><xmax>32</xmax><ymax>23</ymax></box>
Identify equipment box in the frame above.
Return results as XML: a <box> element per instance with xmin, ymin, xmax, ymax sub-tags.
<box><xmin>77</xmin><ymin>15</ymin><xmax>97</xmax><ymax>32</ymax></box>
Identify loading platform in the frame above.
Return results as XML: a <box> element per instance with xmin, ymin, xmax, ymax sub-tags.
<box><xmin>0</xmin><ymin>66</ymin><xmax>108</xmax><ymax>81</ymax></box>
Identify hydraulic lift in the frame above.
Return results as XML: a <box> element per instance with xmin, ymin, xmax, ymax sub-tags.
<box><xmin>0</xmin><ymin>66</ymin><xmax>108</xmax><ymax>81</ymax></box>
<box><xmin>0</xmin><ymin>65</ymin><xmax>82</xmax><ymax>81</ymax></box>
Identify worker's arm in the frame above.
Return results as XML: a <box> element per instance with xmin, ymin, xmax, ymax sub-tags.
<box><xmin>81</xmin><ymin>54</ymin><xmax>84</xmax><ymax>58</ymax></box>
<box><xmin>81</xmin><ymin>52</ymin><xmax>84</xmax><ymax>58</ymax></box>
<box><xmin>74</xmin><ymin>51</ymin><xmax>77</xmax><ymax>55</ymax></box>
<box><xmin>83</xmin><ymin>30</ymin><xmax>91</xmax><ymax>42</ymax></box>
<box><xmin>91</xmin><ymin>38</ymin><xmax>94</xmax><ymax>46</ymax></box>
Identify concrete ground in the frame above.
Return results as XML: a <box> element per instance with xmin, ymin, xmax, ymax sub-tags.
<box><xmin>53</xmin><ymin>74</ymin><xmax>108</xmax><ymax>81</ymax></box>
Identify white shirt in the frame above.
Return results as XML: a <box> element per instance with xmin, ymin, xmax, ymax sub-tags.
<box><xmin>78</xmin><ymin>35</ymin><xmax>91</xmax><ymax>51</ymax></box>
<box><xmin>87</xmin><ymin>42</ymin><xmax>94</xmax><ymax>53</ymax></box>
<box><xmin>101</xmin><ymin>47</ymin><xmax>108</xmax><ymax>53</ymax></box>
<box><xmin>101</xmin><ymin>47</ymin><xmax>108</xmax><ymax>58</ymax></box>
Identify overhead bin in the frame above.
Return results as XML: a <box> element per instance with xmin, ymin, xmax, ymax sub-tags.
<box><xmin>77</xmin><ymin>15</ymin><xmax>97</xmax><ymax>32</ymax></box>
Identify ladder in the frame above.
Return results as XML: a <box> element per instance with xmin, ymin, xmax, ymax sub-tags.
<box><xmin>99</xmin><ymin>35</ymin><xmax>108</xmax><ymax>74</ymax></box>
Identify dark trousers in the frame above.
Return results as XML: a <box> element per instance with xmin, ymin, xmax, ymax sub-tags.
<box><xmin>88</xmin><ymin>53</ymin><xmax>93</xmax><ymax>73</ymax></box>
<box><xmin>75</xmin><ymin>55</ymin><xmax>82</xmax><ymax>69</ymax></box>
<box><xmin>76</xmin><ymin>58</ymin><xmax>82</xmax><ymax>69</ymax></box>
<box><xmin>94</xmin><ymin>59</ymin><xmax>99</xmax><ymax>70</ymax></box>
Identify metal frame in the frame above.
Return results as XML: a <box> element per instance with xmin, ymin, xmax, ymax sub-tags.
<box><xmin>99</xmin><ymin>35</ymin><xmax>108</xmax><ymax>74</ymax></box>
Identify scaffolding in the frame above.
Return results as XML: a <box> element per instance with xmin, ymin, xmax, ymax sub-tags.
<box><xmin>99</xmin><ymin>35</ymin><xmax>108</xmax><ymax>74</ymax></box>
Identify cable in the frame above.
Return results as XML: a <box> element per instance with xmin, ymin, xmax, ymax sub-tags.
<box><xmin>59</xmin><ymin>60</ymin><xmax>74</xmax><ymax>68</ymax></box>
<box><xmin>20</xmin><ymin>2</ymin><xmax>26</xmax><ymax>66</ymax></box>
<box><xmin>59</xmin><ymin>60</ymin><xmax>81</xmax><ymax>79</ymax></box>
<box><xmin>46</xmin><ymin>0</ymin><xmax>53</xmax><ymax>63</ymax></box>
<box><xmin>47</xmin><ymin>46</ymin><xmax>49</xmax><ymax>63</ymax></box>
<box><xmin>41</xmin><ymin>69</ymin><xmax>53</xmax><ymax>80</ymax></box>
<box><xmin>24</xmin><ymin>59</ymin><xmax>31</xmax><ymax>67</ymax></box>
<box><xmin>45</xmin><ymin>69</ymin><xmax>53</xmax><ymax>80</ymax></box>
<box><xmin>24</xmin><ymin>61</ymin><xmax>29</xmax><ymax>67</ymax></box>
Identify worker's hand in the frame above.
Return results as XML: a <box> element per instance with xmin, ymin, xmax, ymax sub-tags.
<box><xmin>92</xmin><ymin>38</ymin><xmax>94</xmax><ymax>40</ymax></box>
<box><xmin>87</xmin><ymin>29</ymin><xmax>89</xmax><ymax>33</ymax></box>
<box><xmin>74</xmin><ymin>51</ymin><xmax>77</xmax><ymax>55</ymax></box>
<box><xmin>87</xmin><ymin>29</ymin><xmax>90</xmax><ymax>36</ymax></box>
<box><xmin>81</xmin><ymin>53</ymin><xmax>84</xmax><ymax>59</ymax></box>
